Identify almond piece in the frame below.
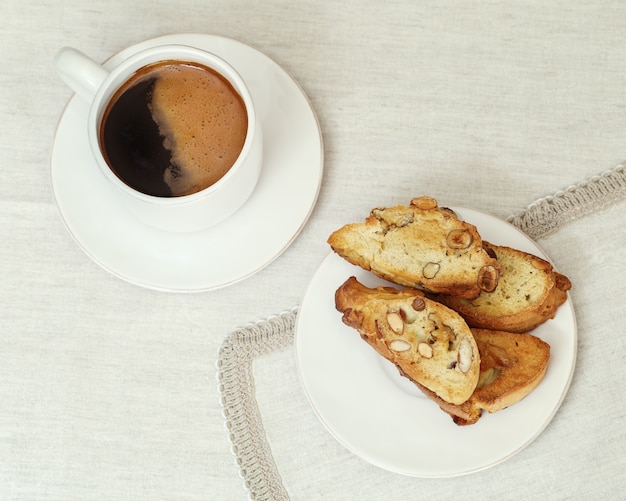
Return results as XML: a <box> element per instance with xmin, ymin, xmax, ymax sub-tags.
<box><xmin>386</xmin><ymin>311</ymin><xmax>404</xmax><ymax>334</ymax></box>
<box><xmin>417</xmin><ymin>342</ymin><xmax>433</xmax><ymax>358</ymax></box>
<box><xmin>446</xmin><ymin>229</ymin><xmax>473</xmax><ymax>249</ymax></box>
<box><xmin>457</xmin><ymin>337</ymin><xmax>474</xmax><ymax>373</ymax></box>
<box><xmin>410</xmin><ymin>196</ymin><xmax>438</xmax><ymax>210</ymax></box>
<box><xmin>411</xmin><ymin>297</ymin><xmax>426</xmax><ymax>312</ymax></box>
<box><xmin>478</xmin><ymin>265</ymin><xmax>499</xmax><ymax>293</ymax></box>
<box><xmin>389</xmin><ymin>339</ymin><xmax>411</xmax><ymax>352</ymax></box>
<box><xmin>422</xmin><ymin>262</ymin><xmax>440</xmax><ymax>279</ymax></box>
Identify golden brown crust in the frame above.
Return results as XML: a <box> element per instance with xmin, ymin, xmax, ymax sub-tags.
<box><xmin>416</xmin><ymin>329</ymin><xmax>551</xmax><ymax>425</ymax></box>
<box><xmin>433</xmin><ymin>243</ymin><xmax>572</xmax><ymax>333</ymax></box>
<box><xmin>335</xmin><ymin>276</ymin><xmax>480</xmax><ymax>405</ymax></box>
<box><xmin>328</xmin><ymin>197</ymin><xmax>501</xmax><ymax>300</ymax></box>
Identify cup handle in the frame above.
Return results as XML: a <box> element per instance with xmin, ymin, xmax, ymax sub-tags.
<box><xmin>54</xmin><ymin>47</ymin><xmax>110</xmax><ymax>102</ymax></box>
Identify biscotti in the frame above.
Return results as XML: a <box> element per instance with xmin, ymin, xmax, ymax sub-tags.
<box><xmin>416</xmin><ymin>328</ymin><xmax>551</xmax><ymax>425</ymax></box>
<box><xmin>335</xmin><ymin>276</ymin><xmax>480</xmax><ymax>405</ymax></box>
<box><xmin>328</xmin><ymin>196</ymin><xmax>501</xmax><ymax>299</ymax></box>
<box><xmin>433</xmin><ymin>242</ymin><xmax>572</xmax><ymax>333</ymax></box>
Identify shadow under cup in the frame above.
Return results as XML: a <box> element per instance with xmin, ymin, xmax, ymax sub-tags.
<box><xmin>90</xmin><ymin>46</ymin><xmax>262</xmax><ymax>233</ymax></box>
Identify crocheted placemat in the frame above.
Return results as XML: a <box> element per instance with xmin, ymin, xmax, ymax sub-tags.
<box><xmin>217</xmin><ymin>163</ymin><xmax>626</xmax><ymax>501</ymax></box>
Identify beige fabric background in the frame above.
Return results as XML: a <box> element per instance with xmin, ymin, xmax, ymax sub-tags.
<box><xmin>2</xmin><ymin>1</ymin><xmax>625</xmax><ymax>499</ymax></box>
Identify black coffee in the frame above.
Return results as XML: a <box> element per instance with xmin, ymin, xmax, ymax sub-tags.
<box><xmin>100</xmin><ymin>60</ymin><xmax>248</xmax><ymax>197</ymax></box>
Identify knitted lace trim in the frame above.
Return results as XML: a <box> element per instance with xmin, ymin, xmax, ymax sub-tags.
<box><xmin>217</xmin><ymin>310</ymin><xmax>296</xmax><ymax>501</ymax></box>
<box><xmin>506</xmin><ymin>164</ymin><xmax>626</xmax><ymax>239</ymax></box>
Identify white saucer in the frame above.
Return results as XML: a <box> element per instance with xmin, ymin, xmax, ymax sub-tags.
<box><xmin>295</xmin><ymin>207</ymin><xmax>577</xmax><ymax>477</ymax></box>
<box><xmin>50</xmin><ymin>34</ymin><xmax>323</xmax><ymax>292</ymax></box>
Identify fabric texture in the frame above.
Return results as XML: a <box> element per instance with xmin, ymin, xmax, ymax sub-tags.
<box><xmin>4</xmin><ymin>2</ymin><xmax>626</xmax><ymax>498</ymax></box>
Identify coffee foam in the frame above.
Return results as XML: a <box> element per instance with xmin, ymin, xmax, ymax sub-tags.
<box><xmin>147</xmin><ymin>63</ymin><xmax>248</xmax><ymax>196</ymax></box>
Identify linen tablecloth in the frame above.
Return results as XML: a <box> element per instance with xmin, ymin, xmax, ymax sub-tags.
<box><xmin>2</xmin><ymin>1</ymin><xmax>626</xmax><ymax>499</ymax></box>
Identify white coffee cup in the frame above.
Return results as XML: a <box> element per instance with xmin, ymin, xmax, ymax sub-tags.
<box><xmin>54</xmin><ymin>44</ymin><xmax>262</xmax><ymax>232</ymax></box>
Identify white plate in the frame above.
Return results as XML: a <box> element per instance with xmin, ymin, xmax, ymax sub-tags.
<box><xmin>295</xmin><ymin>206</ymin><xmax>577</xmax><ymax>477</ymax></box>
<box><xmin>50</xmin><ymin>34</ymin><xmax>323</xmax><ymax>292</ymax></box>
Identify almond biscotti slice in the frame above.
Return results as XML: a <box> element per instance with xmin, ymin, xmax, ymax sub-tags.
<box><xmin>335</xmin><ymin>276</ymin><xmax>480</xmax><ymax>405</ymax></box>
<box><xmin>416</xmin><ymin>328</ymin><xmax>551</xmax><ymax>425</ymax></box>
<box><xmin>328</xmin><ymin>196</ymin><xmax>500</xmax><ymax>300</ymax></box>
<box><xmin>434</xmin><ymin>242</ymin><xmax>572</xmax><ymax>333</ymax></box>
